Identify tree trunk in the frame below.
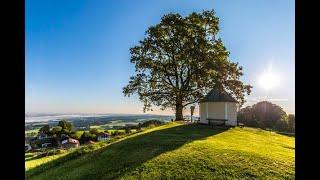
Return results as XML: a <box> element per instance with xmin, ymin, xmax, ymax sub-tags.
<box><xmin>175</xmin><ymin>99</ymin><xmax>183</xmax><ymax>121</ymax></box>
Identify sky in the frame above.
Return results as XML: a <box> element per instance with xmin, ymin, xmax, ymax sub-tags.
<box><xmin>26</xmin><ymin>0</ymin><xmax>295</xmax><ymax>115</ymax></box>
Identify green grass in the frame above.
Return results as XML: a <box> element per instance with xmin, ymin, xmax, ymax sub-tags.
<box><xmin>25</xmin><ymin>152</ymin><xmax>36</xmax><ymax>161</ymax></box>
<box><xmin>107</xmin><ymin>129</ymin><xmax>125</xmax><ymax>133</ymax></box>
<box><xmin>25</xmin><ymin>128</ymin><xmax>40</xmax><ymax>135</ymax></box>
<box><xmin>26</xmin><ymin>122</ymin><xmax>294</xmax><ymax>179</ymax></box>
<box><xmin>26</xmin><ymin>152</ymin><xmax>70</xmax><ymax>170</ymax></box>
<box><xmin>90</xmin><ymin>120</ymin><xmax>140</xmax><ymax>130</ymax></box>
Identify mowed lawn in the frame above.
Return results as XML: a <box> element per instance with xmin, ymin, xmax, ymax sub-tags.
<box><xmin>26</xmin><ymin>122</ymin><xmax>294</xmax><ymax>179</ymax></box>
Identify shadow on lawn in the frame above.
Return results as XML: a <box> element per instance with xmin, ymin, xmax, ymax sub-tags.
<box><xmin>27</xmin><ymin>123</ymin><xmax>230</xmax><ymax>179</ymax></box>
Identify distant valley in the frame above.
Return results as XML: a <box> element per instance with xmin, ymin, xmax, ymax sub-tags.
<box><xmin>25</xmin><ymin>113</ymin><xmax>180</xmax><ymax>132</ymax></box>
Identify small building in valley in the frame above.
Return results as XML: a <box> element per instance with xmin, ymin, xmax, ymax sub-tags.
<box><xmin>61</xmin><ymin>138</ymin><xmax>80</xmax><ymax>148</ymax></box>
<box><xmin>199</xmin><ymin>88</ymin><xmax>238</xmax><ymax>126</ymax></box>
<box><xmin>97</xmin><ymin>132</ymin><xmax>111</xmax><ymax>141</ymax></box>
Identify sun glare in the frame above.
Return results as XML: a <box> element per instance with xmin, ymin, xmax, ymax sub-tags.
<box><xmin>258</xmin><ymin>65</ymin><xmax>281</xmax><ymax>91</ymax></box>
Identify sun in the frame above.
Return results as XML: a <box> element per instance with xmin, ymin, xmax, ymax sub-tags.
<box><xmin>258</xmin><ymin>70</ymin><xmax>280</xmax><ymax>91</ymax></box>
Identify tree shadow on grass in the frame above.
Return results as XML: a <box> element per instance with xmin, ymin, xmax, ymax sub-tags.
<box><xmin>27</xmin><ymin>123</ymin><xmax>230</xmax><ymax>179</ymax></box>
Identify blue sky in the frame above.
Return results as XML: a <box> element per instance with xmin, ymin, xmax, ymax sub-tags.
<box><xmin>26</xmin><ymin>0</ymin><xmax>295</xmax><ymax>115</ymax></box>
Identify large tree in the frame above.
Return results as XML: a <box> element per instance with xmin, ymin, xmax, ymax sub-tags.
<box><xmin>238</xmin><ymin>101</ymin><xmax>288</xmax><ymax>130</ymax></box>
<box><xmin>123</xmin><ymin>10</ymin><xmax>252</xmax><ymax>120</ymax></box>
<box><xmin>251</xmin><ymin>101</ymin><xmax>287</xmax><ymax>128</ymax></box>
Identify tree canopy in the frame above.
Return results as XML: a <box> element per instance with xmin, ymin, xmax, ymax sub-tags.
<box><xmin>38</xmin><ymin>125</ymin><xmax>50</xmax><ymax>135</ymax></box>
<box><xmin>123</xmin><ymin>10</ymin><xmax>251</xmax><ymax>120</ymax></box>
<box><xmin>238</xmin><ymin>101</ymin><xmax>294</xmax><ymax>133</ymax></box>
<box><xmin>57</xmin><ymin>119</ymin><xmax>73</xmax><ymax>131</ymax></box>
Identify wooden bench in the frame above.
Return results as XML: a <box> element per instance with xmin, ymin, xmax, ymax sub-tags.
<box><xmin>207</xmin><ymin>119</ymin><xmax>228</xmax><ymax>127</ymax></box>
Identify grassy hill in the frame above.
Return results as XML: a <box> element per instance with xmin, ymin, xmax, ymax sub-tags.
<box><xmin>26</xmin><ymin>122</ymin><xmax>294</xmax><ymax>179</ymax></box>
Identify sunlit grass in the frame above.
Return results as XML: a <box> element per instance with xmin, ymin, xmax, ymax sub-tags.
<box><xmin>26</xmin><ymin>152</ymin><xmax>70</xmax><ymax>170</ymax></box>
<box><xmin>26</xmin><ymin>122</ymin><xmax>294</xmax><ymax>179</ymax></box>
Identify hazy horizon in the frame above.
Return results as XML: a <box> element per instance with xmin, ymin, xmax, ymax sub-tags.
<box><xmin>26</xmin><ymin>0</ymin><xmax>294</xmax><ymax>115</ymax></box>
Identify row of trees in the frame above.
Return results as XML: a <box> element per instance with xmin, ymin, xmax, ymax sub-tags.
<box><xmin>37</xmin><ymin>119</ymin><xmax>152</xmax><ymax>144</ymax></box>
<box><xmin>81</xmin><ymin>120</ymin><xmax>165</xmax><ymax>143</ymax></box>
<box><xmin>237</xmin><ymin>101</ymin><xmax>295</xmax><ymax>133</ymax></box>
<box><xmin>35</xmin><ymin>119</ymin><xmax>167</xmax><ymax>147</ymax></box>
<box><xmin>38</xmin><ymin>120</ymin><xmax>101</xmax><ymax>144</ymax></box>
<box><xmin>38</xmin><ymin>119</ymin><xmax>73</xmax><ymax>136</ymax></box>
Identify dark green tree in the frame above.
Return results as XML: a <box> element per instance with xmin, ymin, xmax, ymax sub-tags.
<box><xmin>39</xmin><ymin>125</ymin><xmax>50</xmax><ymax>135</ymax></box>
<box><xmin>252</xmin><ymin>101</ymin><xmax>287</xmax><ymax>129</ymax></box>
<box><xmin>125</xmin><ymin>126</ymin><xmax>131</xmax><ymax>134</ymax></box>
<box><xmin>51</xmin><ymin>126</ymin><xmax>62</xmax><ymax>136</ymax></box>
<box><xmin>79</xmin><ymin>132</ymin><xmax>96</xmax><ymax>144</ymax></box>
<box><xmin>136</xmin><ymin>123</ymin><xmax>142</xmax><ymax>132</ymax></box>
<box><xmin>287</xmin><ymin>114</ymin><xmax>295</xmax><ymax>132</ymax></box>
<box><xmin>89</xmin><ymin>128</ymin><xmax>99</xmax><ymax>136</ymax></box>
<box><xmin>57</xmin><ymin>119</ymin><xmax>73</xmax><ymax>131</ymax></box>
<box><xmin>123</xmin><ymin>10</ymin><xmax>251</xmax><ymax>120</ymax></box>
<box><xmin>238</xmin><ymin>101</ymin><xmax>289</xmax><ymax>131</ymax></box>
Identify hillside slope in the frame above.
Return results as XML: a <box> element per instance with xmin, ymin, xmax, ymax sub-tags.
<box><xmin>26</xmin><ymin>122</ymin><xmax>295</xmax><ymax>179</ymax></box>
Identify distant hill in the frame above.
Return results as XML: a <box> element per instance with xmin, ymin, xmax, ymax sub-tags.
<box><xmin>25</xmin><ymin>114</ymin><xmax>174</xmax><ymax>123</ymax></box>
<box><xmin>26</xmin><ymin>122</ymin><xmax>294</xmax><ymax>179</ymax></box>
<box><xmin>25</xmin><ymin>114</ymin><xmax>175</xmax><ymax>131</ymax></box>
